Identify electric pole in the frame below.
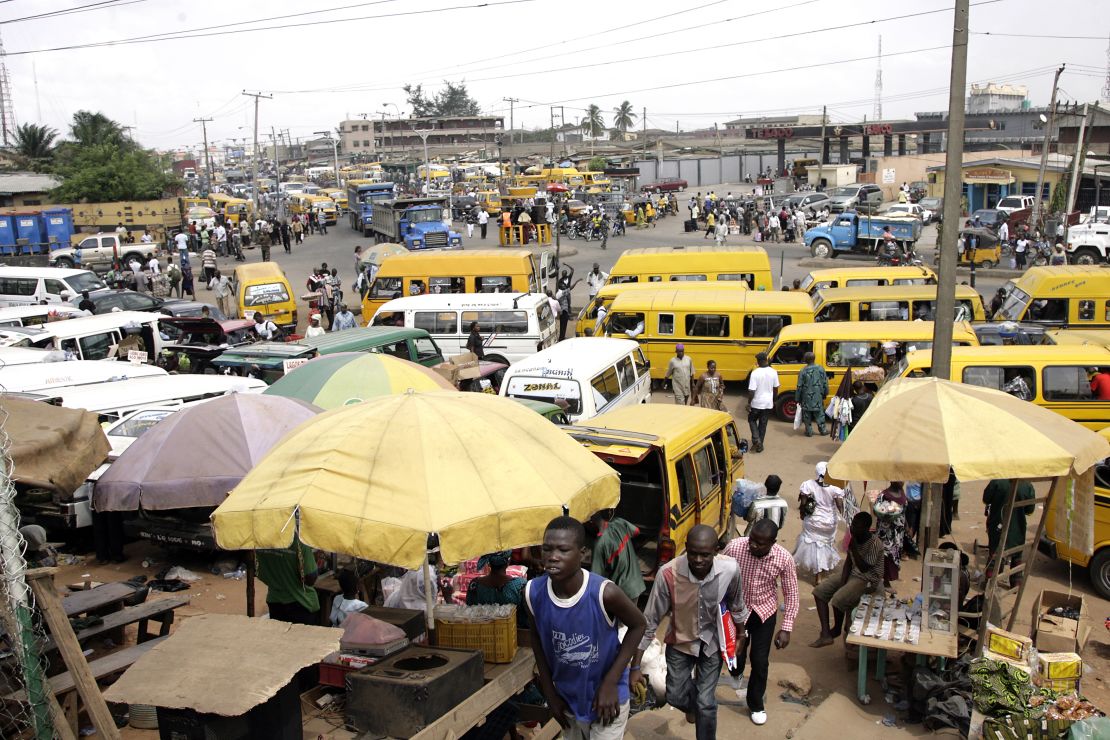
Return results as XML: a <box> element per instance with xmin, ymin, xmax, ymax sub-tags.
<box><xmin>642</xmin><ymin>107</ymin><xmax>647</xmax><ymax>161</ymax></box>
<box><xmin>817</xmin><ymin>105</ymin><xmax>827</xmax><ymax>190</ymax></box>
<box><xmin>242</xmin><ymin>91</ymin><xmax>272</xmax><ymax>213</ymax></box>
<box><xmin>194</xmin><ymin>117</ymin><xmax>214</xmax><ymax>187</ymax></box>
<box><xmin>1031</xmin><ymin>66</ymin><xmax>1064</xmax><ymax>228</ymax></box>
<box><xmin>1066</xmin><ymin>103</ymin><xmax>1092</xmax><ymax>215</ymax></box>
<box><xmin>502</xmin><ymin>97</ymin><xmax>518</xmax><ymax>177</ymax></box>
<box><xmin>930</xmin><ymin>0</ymin><xmax>969</xmax><ymax>384</ymax></box>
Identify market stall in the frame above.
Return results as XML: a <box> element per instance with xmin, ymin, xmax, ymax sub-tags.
<box><xmin>211</xmin><ymin>391</ymin><xmax>620</xmax><ymax>737</ymax></box>
<box><xmin>828</xmin><ymin>376</ymin><xmax>1109</xmax><ymax>718</ymax></box>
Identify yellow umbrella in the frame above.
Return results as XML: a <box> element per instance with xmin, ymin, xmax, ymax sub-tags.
<box><xmin>212</xmin><ymin>391</ymin><xmax>619</xmax><ymax>569</ymax></box>
<box><xmin>827</xmin><ymin>376</ymin><xmax>1110</xmax><ymax>483</ymax></box>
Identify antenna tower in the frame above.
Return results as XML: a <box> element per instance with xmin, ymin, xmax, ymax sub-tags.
<box><xmin>873</xmin><ymin>35</ymin><xmax>883</xmax><ymax>121</ymax></box>
<box><xmin>1103</xmin><ymin>33</ymin><xmax>1110</xmax><ymax>101</ymax></box>
<box><xmin>0</xmin><ymin>30</ymin><xmax>17</xmax><ymax>146</ymax></box>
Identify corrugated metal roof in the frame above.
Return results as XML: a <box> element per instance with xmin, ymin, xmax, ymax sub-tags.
<box><xmin>0</xmin><ymin>172</ymin><xmax>60</xmax><ymax>195</ymax></box>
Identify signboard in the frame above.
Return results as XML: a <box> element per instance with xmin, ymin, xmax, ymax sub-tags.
<box><xmin>882</xmin><ymin>168</ymin><xmax>897</xmax><ymax>185</ymax></box>
<box><xmin>963</xmin><ymin>167</ymin><xmax>1014</xmax><ymax>185</ymax></box>
<box><xmin>745</xmin><ymin>126</ymin><xmax>795</xmax><ymax>140</ymax></box>
<box><xmin>127</xmin><ymin>350</ymin><xmax>148</xmax><ymax>365</ymax></box>
<box><xmin>282</xmin><ymin>358</ymin><xmax>309</xmax><ymax>374</ymax></box>
<box><xmin>864</xmin><ymin>124</ymin><xmax>894</xmax><ymax>136</ymax></box>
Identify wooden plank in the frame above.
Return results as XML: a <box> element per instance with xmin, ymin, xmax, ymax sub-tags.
<box><xmin>532</xmin><ymin>718</ymin><xmax>561</xmax><ymax>740</ymax></box>
<box><xmin>42</xmin><ymin>595</ymin><xmax>190</xmax><ymax>653</ymax></box>
<box><xmin>1007</xmin><ymin>479</ymin><xmax>1055</xmax><ymax>632</ymax></box>
<box><xmin>410</xmin><ymin>648</ymin><xmax>536</xmax><ymax>740</ymax></box>
<box><xmin>4</xmin><ymin>637</ymin><xmax>166</xmax><ymax>702</ymax></box>
<box><xmin>25</xmin><ymin>569</ymin><xmax>122</xmax><ymax>740</ymax></box>
<box><xmin>61</xmin><ymin>582</ymin><xmax>135</xmax><ymax>618</ymax></box>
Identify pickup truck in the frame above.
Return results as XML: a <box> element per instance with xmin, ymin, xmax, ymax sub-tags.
<box><xmin>804</xmin><ymin>211</ymin><xmax>922</xmax><ymax>258</ymax></box>
<box><xmin>49</xmin><ymin>232</ymin><xmax>161</xmax><ymax>273</ymax></box>
<box><xmin>368</xmin><ymin>197</ymin><xmax>462</xmax><ymax>249</ymax></box>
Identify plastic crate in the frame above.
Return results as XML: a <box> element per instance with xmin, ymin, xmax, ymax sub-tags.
<box><xmin>318</xmin><ymin>662</ymin><xmax>359</xmax><ymax>688</ymax></box>
<box><xmin>434</xmin><ymin>606</ymin><xmax>517</xmax><ymax>663</ymax></box>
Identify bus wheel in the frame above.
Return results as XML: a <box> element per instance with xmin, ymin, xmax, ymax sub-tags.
<box><xmin>773</xmin><ymin>393</ymin><xmax>797</xmax><ymax>423</ymax></box>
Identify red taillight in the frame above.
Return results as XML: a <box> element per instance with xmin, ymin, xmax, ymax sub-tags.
<box><xmin>659</xmin><ymin>538</ymin><xmax>676</xmax><ymax>564</ymax></box>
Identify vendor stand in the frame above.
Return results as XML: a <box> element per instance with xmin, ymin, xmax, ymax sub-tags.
<box><xmin>828</xmin><ymin>377</ymin><xmax>1109</xmax><ymax>708</ymax></box>
<box><xmin>212</xmin><ymin>391</ymin><xmax>620</xmax><ymax>737</ymax></box>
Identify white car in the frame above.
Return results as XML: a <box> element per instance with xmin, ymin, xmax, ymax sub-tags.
<box><xmin>886</xmin><ymin>203</ymin><xmax>926</xmax><ymax>222</ymax></box>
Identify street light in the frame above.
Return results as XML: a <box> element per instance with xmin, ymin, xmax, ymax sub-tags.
<box><xmin>383</xmin><ymin>102</ymin><xmax>402</xmax><ymax>156</ymax></box>
<box><xmin>314</xmin><ymin>130</ymin><xmax>340</xmax><ymax>189</ymax></box>
<box><xmin>410</xmin><ymin>121</ymin><xmax>436</xmax><ymax>194</ymax></box>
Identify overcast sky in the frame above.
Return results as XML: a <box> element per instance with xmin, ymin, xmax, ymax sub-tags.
<box><xmin>2</xmin><ymin>0</ymin><xmax>1108</xmax><ymax>152</ymax></box>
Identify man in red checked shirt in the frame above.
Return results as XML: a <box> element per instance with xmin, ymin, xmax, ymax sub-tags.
<box><xmin>1091</xmin><ymin>367</ymin><xmax>1110</xmax><ymax>400</ymax></box>
<box><xmin>722</xmin><ymin>519</ymin><xmax>800</xmax><ymax>726</ymax></box>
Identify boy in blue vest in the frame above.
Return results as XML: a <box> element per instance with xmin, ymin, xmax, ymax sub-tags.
<box><xmin>527</xmin><ymin>516</ymin><xmax>646</xmax><ymax>738</ymax></box>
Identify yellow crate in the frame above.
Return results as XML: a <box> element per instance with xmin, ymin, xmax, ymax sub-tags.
<box><xmin>434</xmin><ymin>607</ymin><xmax>517</xmax><ymax>663</ymax></box>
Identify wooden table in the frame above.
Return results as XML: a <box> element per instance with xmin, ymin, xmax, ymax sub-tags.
<box><xmin>845</xmin><ymin>607</ymin><xmax>958</xmax><ymax>705</ymax></box>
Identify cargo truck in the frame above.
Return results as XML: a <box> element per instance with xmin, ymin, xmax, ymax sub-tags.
<box><xmin>348</xmin><ymin>181</ymin><xmax>396</xmax><ymax>236</ymax></box>
<box><xmin>804</xmin><ymin>211</ymin><xmax>922</xmax><ymax>259</ymax></box>
<box><xmin>369</xmin><ymin>196</ymin><xmax>462</xmax><ymax>249</ymax></box>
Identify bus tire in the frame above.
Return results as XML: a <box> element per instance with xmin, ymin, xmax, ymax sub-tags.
<box><xmin>810</xmin><ymin>239</ymin><xmax>833</xmax><ymax>259</ymax></box>
<box><xmin>1089</xmin><ymin>548</ymin><xmax>1110</xmax><ymax>600</ymax></box>
<box><xmin>773</xmin><ymin>393</ymin><xmax>797</xmax><ymax>423</ymax></box>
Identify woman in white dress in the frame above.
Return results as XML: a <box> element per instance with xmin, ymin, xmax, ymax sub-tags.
<box><xmin>793</xmin><ymin>461</ymin><xmax>845</xmax><ymax>579</ymax></box>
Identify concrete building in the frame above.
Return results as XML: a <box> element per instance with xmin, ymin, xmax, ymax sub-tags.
<box><xmin>0</xmin><ymin>173</ymin><xmax>61</xmax><ymax>207</ymax></box>
<box><xmin>967</xmin><ymin>83</ymin><xmax>1029</xmax><ymax>114</ymax></box>
<box><xmin>340</xmin><ymin>118</ymin><xmax>376</xmax><ymax>155</ymax></box>
<box><xmin>925</xmin><ymin>153</ymin><xmax>1110</xmax><ymax>213</ymax></box>
<box><xmin>1058</xmin><ymin>104</ymin><xmax>1110</xmax><ymax>156</ymax></box>
<box><xmin>723</xmin><ymin>114</ymin><xmax>824</xmax><ymax>133</ymax></box>
<box><xmin>370</xmin><ymin>115</ymin><xmax>504</xmax><ymax>154</ymax></box>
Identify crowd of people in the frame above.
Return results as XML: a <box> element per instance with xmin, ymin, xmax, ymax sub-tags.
<box><xmin>687</xmin><ymin>191</ymin><xmax>815</xmax><ymax>246</ymax></box>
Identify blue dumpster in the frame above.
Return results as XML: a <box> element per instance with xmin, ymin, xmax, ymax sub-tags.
<box><xmin>42</xmin><ymin>208</ymin><xmax>74</xmax><ymax>250</ymax></box>
<box><xmin>0</xmin><ymin>215</ymin><xmax>15</xmax><ymax>254</ymax></box>
<box><xmin>13</xmin><ymin>212</ymin><xmax>46</xmax><ymax>254</ymax></box>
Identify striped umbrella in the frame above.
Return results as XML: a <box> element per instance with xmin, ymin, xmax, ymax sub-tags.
<box><xmin>263</xmin><ymin>352</ymin><xmax>453</xmax><ymax>409</ymax></box>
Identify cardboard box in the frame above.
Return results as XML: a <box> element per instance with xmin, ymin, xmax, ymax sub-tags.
<box><xmin>432</xmin><ymin>362</ymin><xmax>460</xmax><ymax>385</ymax></box>
<box><xmin>448</xmin><ymin>351</ymin><xmax>482</xmax><ymax>380</ymax></box>
<box><xmin>982</xmin><ymin>649</ymin><xmax>1033</xmax><ymax>676</ymax></box>
<box><xmin>985</xmin><ymin>626</ymin><xmax>1033</xmax><ymax>662</ymax></box>
<box><xmin>1031</xmin><ymin>589</ymin><xmax>1091</xmax><ymax>654</ymax></box>
<box><xmin>1037</xmin><ymin>652</ymin><xmax>1082</xmax><ymax>680</ymax></box>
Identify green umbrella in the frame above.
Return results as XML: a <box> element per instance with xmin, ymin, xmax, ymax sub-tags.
<box><xmin>263</xmin><ymin>352</ymin><xmax>454</xmax><ymax>409</ymax></box>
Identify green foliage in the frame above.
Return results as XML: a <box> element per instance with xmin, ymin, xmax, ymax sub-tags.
<box><xmin>612</xmin><ymin>101</ymin><xmax>637</xmax><ymax>133</ymax></box>
<box><xmin>588</xmin><ymin>156</ymin><xmax>608</xmax><ymax>172</ymax></box>
<box><xmin>48</xmin><ymin>110</ymin><xmax>175</xmax><ymax>203</ymax></box>
<box><xmin>12</xmin><ymin>123</ymin><xmax>58</xmax><ymax>169</ymax></box>
<box><xmin>1050</xmin><ymin>175</ymin><xmax>1068</xmax><ymax>214</ymax></box>
<box><xmin>402</xmin><ymin>81</ymin><xmax>481</xmax><ymax>118</ymax></box>
<box><xmin>580</xmin><ymin>105</ymin><xmax>604</xmax><ymax>138</ymax></box>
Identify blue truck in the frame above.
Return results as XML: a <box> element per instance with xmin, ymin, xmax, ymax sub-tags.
<box><xmin>369</xmin><ymin>197</ymin><xmax>462</xmax><ymax>249</ymax></box>
<box><xmin>804</xmin><ymin>210</ymin><xmax>922</xmax><ymax>259</ymax></box>
<box><xmin>348</xmin><ymin>182</ymin><xmax>397</xmax><ymax>237</ymax></box>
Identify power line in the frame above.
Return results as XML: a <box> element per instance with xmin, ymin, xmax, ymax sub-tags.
<box><xmin>972</xmin><ymin>31</ymin><xmax>1108</xmax><ymax>40</ymax></box>
<box><xmin>7</xmin><ymin>0</ymin><xmax>537</xmax><ymax>56</ymax></box>
<box><xmin>0</xmin><ymin>0</ymin><xmax>141</xmax><ymax>25</ymax></box>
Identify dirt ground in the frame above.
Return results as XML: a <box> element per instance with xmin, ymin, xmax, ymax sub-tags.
<box><xmin>44</xmin><ymin>387</ymin><xmax>1110</xmax><ymax>739</ymax></box>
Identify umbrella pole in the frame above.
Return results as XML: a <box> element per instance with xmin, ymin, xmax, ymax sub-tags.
<box><xmin>921</xmin><ymin>482</ymin><xmax>943</xmax><ymax>550</ymax></box>
<box><xmin>246</xmin><ymin>553</ymin><xmax>255</xmax><ymax>618</ymax></box>
<box><xmin>976</xmin><ymin>479</ymin><xmax>1020</xmax><ymax>656</ymax></box>
<box><xmin>423</xmin><ymin>553</ymin><xmax>436</xmax><ymax>635</ymax></box>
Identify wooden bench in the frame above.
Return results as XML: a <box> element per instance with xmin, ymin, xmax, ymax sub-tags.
<box><xmin>44</xmin><ymin>595</ymin><xmax>190</xmax><ymax>653</ymax></box>
<box><xmin>62</xmin><ymin>582</ymin><xmax>137</xmax><ymax>618</ymax></box>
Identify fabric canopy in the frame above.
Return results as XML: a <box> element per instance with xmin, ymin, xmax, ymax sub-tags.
<box><xmin>0</xmin><ymin>396</ymin><xmax>108</xmax><ymax>495</ymax></box>
<box><xmin>827</xmin><ymin>376</ymin><xmax>1110</xmax><ymax>483</ymax></box>
<box><xmin>263</xmin><ymin>353</ymin><xmax>452</xmax><ymax>410</ymax></box>
<box><xmin>212</xmin><ymin>391</ymin><xmax>620</xmax><ymax>569</ymax></box>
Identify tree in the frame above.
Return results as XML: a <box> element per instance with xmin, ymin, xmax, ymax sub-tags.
<box><xmin>402</xmin><ymin>81</ymin><xmax>481</xmax><ymax>118</ymax></box>
<box><xmin>581</xmin><ymin>105</ymin><xmax>604</xmax><ymax>139</ymax></box>
<box><xmin>588</xmin><ymin>156</ymin><xmax>608</xmax><ymax>172</ymax></box>
<box><xmin>11</xmin><ymin>123</ymin><xmax>58</xmax><ymax>169</ymax></box>
<box><xmin>612</xmin><ymin>101</ymin><xmax>637</xmax><ymax>138</ymax></box>
<box><xmin>69</xmin><ymin>111</ymin><xmax>126</xmax><ymax>148</ymax></box>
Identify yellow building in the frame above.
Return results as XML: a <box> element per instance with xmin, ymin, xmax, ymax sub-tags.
<box><xmin>925</xmin><ymin>154</ymin><xmax>1074</xmax><ymax>213</ymax></box>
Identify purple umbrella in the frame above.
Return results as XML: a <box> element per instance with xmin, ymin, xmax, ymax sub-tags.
<box><xmin>94</xmin><ymin>394</ymin><xmax>320</xmax><ymax>512</ymax></box>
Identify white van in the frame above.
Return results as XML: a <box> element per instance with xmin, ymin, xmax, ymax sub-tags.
<box><xmin>498</xmin><ymin>337</ymin><xmax>651</xmax><ymax>423</ymax></box>
<box><xmin>42</xmin><ymin>374</ymin><xmax>266</xmax><ymax>422</ymax></box>
<box><xmin>0</xmin><ymin>310</ymin><xmax>164</xmax><ymax>361</ymax></box>
<box><xmin>0</xmin><ymin>360</ymin><xmax>166</xmax><ymax>393</ymax></box>
<box><xmin>0</xmin><ymin>305</ymin><xmax>89</xmax><ymax>327</ymax></box>
<box><xmin>0</xmin><ymin>346</ymin><xmax>71</xmax><ymax>366</ymax></box>
<box><xmin>0</xmin><ymin>267</ymin><xmax>108</xmax><ymax>307</ymax></box>
<box><xmin>370</xmin><ymin>292</ymin><xmax>558</xmax><ymax>366</ymax></box>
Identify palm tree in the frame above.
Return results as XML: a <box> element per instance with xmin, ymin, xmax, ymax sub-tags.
<box><xmin>580</xmin><ymin>104</ymin><xmax>604</xmax><ymax>154</ymax></box>
<box><xmin>613</xmin><ymin>101</ymin><xmax>637</xmax><ymax>140</ymax></box>
<box><xmin>11</xmin><ymin>123</ymin><xmax>58</xmax><ymax>167</ymax></box>
<box><xmin>69</xmin><ymin>111</ymin><xmax>124</xmax><ymax>148</ymax></box>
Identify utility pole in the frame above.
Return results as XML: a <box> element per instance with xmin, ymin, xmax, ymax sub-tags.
<box><xmin>816</xmin><ymin>105</ymin><xmax>827</xmax><ymax>190</ymax></box>
<box><xmin>549</xmin><ymin>108</ymin><xmax>556</xmax><ymax>166</ymax></box>
<box><xmin>642</xmin><ymin>107</ymin><xmax>647</xmax><ymax>161</ymax></box>
<box><xmin>193</xmin><ymin>117</ymin><xmax>214</xmax><ymax>187</ymax></box>
<box><xmin>242</xmin><ymin>91</ymin><xmax>272</xmax><ymax>213</ymax></box>
<box><xmin>930</xmin><ymin>0</ymin><xmax>969</xmax><ymax>385</ymax></box>
<box><xmin>502</xmin><ymin>97</ymin><xmax>518</xmax><ymax>177</ymax></box>
<box><xmin>1066</xmin><ymin>103</ymin><xmax>1092</xmax><ymax>215</ymax></box>
<box><xmin>270</xmin><ymin>126</ymin><xmax>281</xmax><ymax>217</ymax></box>
<box><xmin>1032</xmin><ymin>65</ymin><xmax>1065</xmax><ymax>228</ymax></box>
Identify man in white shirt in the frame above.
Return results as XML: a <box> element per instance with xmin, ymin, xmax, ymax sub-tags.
<box><xmin>477</xmin><ymin>208</ymin><xmax>489</xmax><ymax>239</ymax></box>
<box><xmin>998</xmin><ymin>219</ymin><xmax>1009</xmax><ymax>245</ymax></box>
<box><xmin>146</xmin><ymin>256</ymin><xmax>161</xmax><ymax>274</ymax></box>
<box><xmin>592</xmin><ymin>298</ymin><xmax>608</xmax><ymax>336</ymax></box>
<box><xmin>173</xmin><ymin>231</ymin><xmax>189</xmax><ymax>254</ymax></box>
<box><xmin>746</xmin><ymin>351</ymin><xmax>779</xmax><ymax>453</ymax></box>
<box><xmin>586</xmin><ymin>263</ymin><xmax>607</xmax><ymax>303</ymax></box>
<box><xmin>215</xmin><ymin>224</ymin><xmax>228</xmax><ymax>257</ymax></box>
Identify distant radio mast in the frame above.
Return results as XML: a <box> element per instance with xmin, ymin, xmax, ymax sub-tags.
<box><xmin>0</xmin><ymin>30</ymin><xmax>17</xmax><ymax>146</ymax></box>
<box><xmin>1103</xmin><ymin>33</ymin><xmax>1110</xmax><ymax>101</ymax></box>
<box><xmin>873</xmin><ymin>35</ymin><xmax>883</xmax><ymax>121</ymax></box>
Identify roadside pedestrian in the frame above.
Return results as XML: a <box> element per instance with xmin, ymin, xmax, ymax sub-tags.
<box><xmin>875</xmin><ymin>481</ymin><xmax>908</xmax><ymax>586</ymax></box>
<box><xmin>796</xmin><ymin>352</ymin><xmax>829</xmax><ymax>437</ymax></box>
<box><xmin>664</xmin><ymin>343</ymin><xmax>694</xmax><ymax>405</ymax></box>
<box><xmin>292</xmin><ymin>217</ymin><xmax>304</xmax><ymax>245</ymax></box>
<box><xmin>746</xmin><ymin>352</ymin><xmax>778</xmax><ymax>453</ymax></box>
<box><xmin>466</xmin><ymin>321</ymin><xmax>486</xmax><ymax>359</ymax></box>
<box><xmin>527</xmin><ymin>517</ymin><xmax>646</xmax><ymax>739</ymax></box>
<box><xmin>173</xmin><ymin>229</ymin><xmax>189</xmax><ymax>255</ymax></box>
<box><xmin>703</xmin><ymin>209</ymin><xmax>715</xmax><ymax>239</ymax></box>
<box><xmin>257</xmin><ymin>536</ymin><xmax>319</xmax><ymax>625</ymax></box>
<box><xmin>305</xmin><ymin>314</ymin><xmax>326</xmax><ymax>338</ymax></box>
<box><xmin>167</xmin><ymin>258</ymin><xmax>182</xmax><ymax>299</ymax></box>
<box><xmin>478</xmin><ymin>208</ymin><xmax>489</xmax><ymax>239</ymax></box>
<box><xmin>811</xmin><ymin>513</ymin><xmax>882</xmax><ymax>648</ymax></box>
<box><xmin>983</xmin><ymin>478</ymin><xmax>1035</xmax><ymax>586</ymax></box>
<box><xmin>793</xmin><ymin>462</ymin><xmax>845</xmax><ymax>580</ymax></box>
<box><xmin>253</xmin><ymin>312</ymin><xmax>280</xmax><ymax>340</ymax></box>
<box><xmin>215</xmin><ymin>222</ymin><xmax>228</xmax><ymax>257</ymax></box>
<box><xmin>281</xmin><ymin>220</ymin><xmax>291</xmax><ymax>253</ymax></box>
<box><xmin>1014</xmin><ymin>235</ymin><xmax>1028</xmax><ymax>269</ymax></box>
<box><xmin>180</xmin><ymin>255</ymin><xmax>195</xmax><ymax>299</ymax></box>
<box><xmin>332</xmin><ymin>303</ymin><xmax>357</xmax><ymax>332</ymax></box>
<box><xmin>209</xmin><ymin>270</ymin><xmax>234</xmax><ymax>318</ymax></box>
<box><xmin>588</xmin><ymin>510</ymin><xmax>645</xmax><ymax>603</ymax></box>
<box><xmin>586</xmin><ymin>263</ymin><xmax>607</xmax><ymax>304</ymax></box>
<box><xmin>556</xmin><ymin>267</ymin><xmax>580</xmax><ymax>341</ymax></box>
<box><xmin>691</xmin><ymin>360</ymin><xmax>725</xmax><ymax>411</ymax></box>
<box><xmin>636</xmin><ymin>525</ymin><xmax>744</xmax><ymax>739</ymax></box>
<box><xmin>466</xmin><ymin>207</ymin><xmax>476</xmax><ymax>239</ymax></box>
<box><xmin>201</xmin><ymin>247</ymin><xmax>217</xmax><ymax>287</ymax></box>
<box><xmin>723</xmin><ymin>519</ymin><xmax>799</xmax><ymax>727</ymax></box>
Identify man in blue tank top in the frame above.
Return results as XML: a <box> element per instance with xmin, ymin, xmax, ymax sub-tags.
<box><xmin>526</xmin><ymin>516</ymin><xmax>646</xmax><ymax>738</ymax></box>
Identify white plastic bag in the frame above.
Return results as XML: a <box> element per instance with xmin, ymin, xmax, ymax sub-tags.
<box><xmin>793</xmin><ymin>403</ymin><xmax>803</xmax><ymax>430</ymax></box>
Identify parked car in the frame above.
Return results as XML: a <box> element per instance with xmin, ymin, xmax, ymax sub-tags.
<box><xmin>908</xmin><ymin>181</ymin><xmax>928</xmax><ymax>202</ymax></box>
<box><xmin>783</xmin><ymin>192</ymin><xmax>830</xmax><ymax>212</ymax></box>
<box><xmin>918</xmin><ymin>196</ymin><xmax>943</xmax><ymax>224</ymax></box>
<box><xmin>825</xmin><ymin>183</ymin><xmax>883</xmax><ymax>214</ymax></box>
<box><xmin>86</xmin><ymin>290</ymin><xmax>224</xmax><ymax>319</ymax></box>
<box><xmin>49</xmin><ymin>233</ymin><xmax>161</xmax><ymax>273</ymax></box>
<box><xmin>965</xmin><ymin>208</ymin><xmax>1030</xmax><ymax>233</ymax></box>
<box><xmin>885</xmin><ymin>203</ymin><xmax>926</xmax><ymax>222</ymax></box>
<box><xmin>996</xmin><ymin>194</ymin><xmax>1035</xmax><ymax>215</ymax></box>
<box><xmin>158</xmin><ymin>300</ymin><xmax>226</xmax><ymax>320</ymax></box>
<box><xmin>159</xmin><ymin>316</ymin><xmax>256</xmax><ymax>373</ymax></box>
<box><xmin>640</xmin><ymin>178</ymin><xmax>687</xmax><ymax>193</ymax></box>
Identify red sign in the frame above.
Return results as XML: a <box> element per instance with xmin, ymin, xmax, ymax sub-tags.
<box><xmin>748</xmin><ymin>127</ymin><xmax>795</xmax><ymax>140</ymax></box>
<box><xmin>863</xmin><ymin>124</ymin><xmax>893</xmax><ymax>136</ymax></box>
